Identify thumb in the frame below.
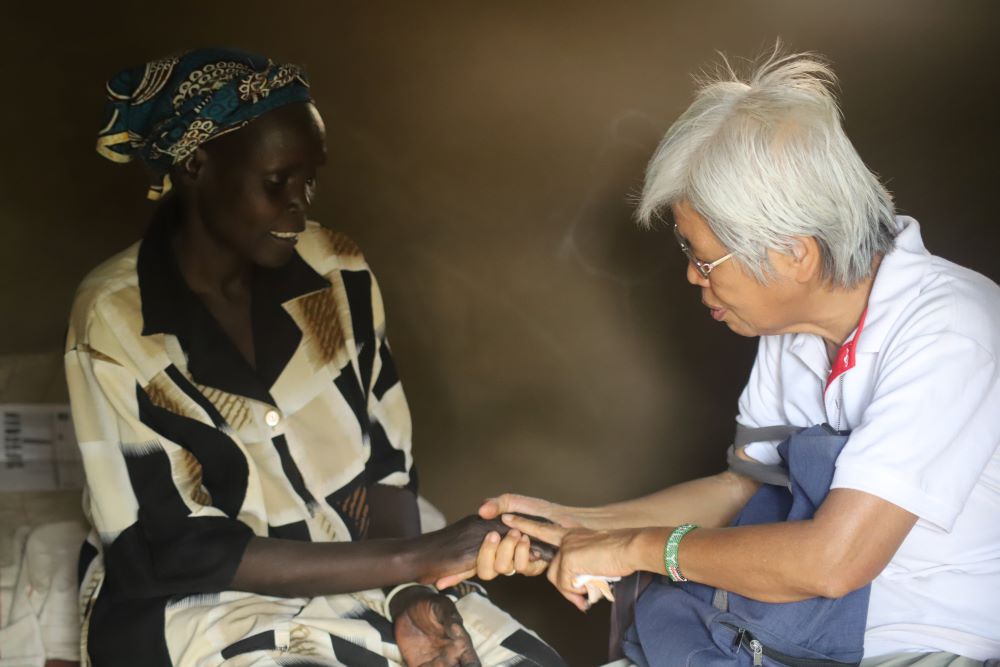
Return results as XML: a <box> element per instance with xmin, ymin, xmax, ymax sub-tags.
<box><xmin>436</xmin><ymin>568</ymin><xmax>475</xmax><ymax>590</ymax></box>
<box><xmin>478</xmin><ymin>497</ymin><xmax>502</xmax><ymax>519</ymax></box>
<box><xmin>480</xmin><ymin>493</ymin><xmax>541</xmax><ymax>519</ymax></box>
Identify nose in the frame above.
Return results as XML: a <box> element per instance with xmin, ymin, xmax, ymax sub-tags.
<box><xmin>287</xmin><ymin>173</ymin><xmax>316</xmax><ymax>212</ymax></box>
<box><xmin>288</xmin><ymin>182</ymin><xmax>308</xmax><ymax>212</ymax></box>
<box><xmin>686</xmin><ymin>261</ymin><xmax>709</xmax><ymax>287</ymax></box>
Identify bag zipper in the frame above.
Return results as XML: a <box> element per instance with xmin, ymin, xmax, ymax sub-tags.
<box><xmin>722</xmin><ymin>623</ymin><xmax>859</xmax><ymax>667</ymax></box>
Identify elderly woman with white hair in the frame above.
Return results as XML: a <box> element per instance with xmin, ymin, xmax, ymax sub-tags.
<box><xmin>439</xmin><ymin>50</ymin><xmax>1000</xmax><ymax>666</ymax></box>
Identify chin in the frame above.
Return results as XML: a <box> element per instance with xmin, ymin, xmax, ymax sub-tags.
<box><xmin>724</xmin><ymin>320</ymin><xmax>758</xmax><ymax>338</ymax></box>
<box><xmin>255</xmin><ymin>245</ymin><xmax>297</xmax><ymax>269</ymax></box>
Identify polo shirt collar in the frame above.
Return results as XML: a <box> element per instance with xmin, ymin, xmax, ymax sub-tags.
<box><xmin>136</xmin><ymin>205</ymin><xmax>330</xmax><ymax>404</ymax></box>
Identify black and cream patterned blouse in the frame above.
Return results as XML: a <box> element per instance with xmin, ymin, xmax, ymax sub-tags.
<box><xmin>65</xmin><ymin>214</ymin><xmax>564</xmax><ymax>666</ymax></box>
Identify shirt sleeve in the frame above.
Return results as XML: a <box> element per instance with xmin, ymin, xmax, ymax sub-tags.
<box><xmin>735</xmin><ymin>336</ymin><xmax>788</xmax><ymax>465</ymax></box>
<box><xmin>831</xmin><ymin>332</ymin><xmax>1000</xmax><ymax>531</ymax></box>
<box><xmin>65</xmin><ymin>306</ymin><xmax>254</xmax><ymax>600</ymax></box>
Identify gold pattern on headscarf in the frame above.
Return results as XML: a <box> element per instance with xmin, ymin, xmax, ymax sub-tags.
<box><xmin>171</xmin><ymin>61</ymin><xmax>253</xmax><ymax>108</ymax></box>
<box><xmin>131</xmin><ymin>57</ymin><xmax>179</xmax><ymax>105</ymax></box>
<box><xmin>164</xmin><ymin>118</ymin><xmax>218</xmax><ymax>163</ymax></box>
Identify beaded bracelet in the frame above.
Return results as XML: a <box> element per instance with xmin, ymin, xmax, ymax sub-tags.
<box><xmin>663</xmin><ymin>523</ymin><xmax>698</xmax><ymax>582</ymax></box>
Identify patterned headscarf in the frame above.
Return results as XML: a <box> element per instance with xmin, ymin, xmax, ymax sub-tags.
<box><xmin>97</xmin><ymin>48</ymin><xmax>313</xmax><ymax>200</ymax></box>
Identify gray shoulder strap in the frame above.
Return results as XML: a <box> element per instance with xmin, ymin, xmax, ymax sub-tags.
<box><xmin>726</xmin><ymin>445</ymin><xmax>791</xmax><ymax>487</ymax></box>
<box><xmin>734</xmin><ymin>424</ymin><xmax>803</xmax><ymax>447</ymax></box>
<box><xmin>728</xmin><ymin>424</ymin><xmax>804</xmax><ymax>488</ymax></box>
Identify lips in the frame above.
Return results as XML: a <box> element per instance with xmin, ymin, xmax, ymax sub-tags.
<box><xmin>269</xmin><ymin>230</ymin><xmax>300</xmax><ymax>244</ymax></box>
<box><xmin>703</xmin><ymin>300</ymin><xmax>727</xmax><ymax>321</ymax></box>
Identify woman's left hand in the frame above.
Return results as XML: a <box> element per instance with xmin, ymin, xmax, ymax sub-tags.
<box><xmin>500</xmin><ymin>514</ymin><xmax>643</xmax><ymax>612</ymax></box>
<box><xmin>393</xmin><ymin>587</ymin><xmax>481</xmax><ymax>667</ymax></box>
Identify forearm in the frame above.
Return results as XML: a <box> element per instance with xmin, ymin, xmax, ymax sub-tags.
<box><xmin>368</xmin><ymin>484</ymin><xmax>421</xmax><ymax>540</ymax></box>
<box><xmin>230</xmin><ymin>534</ymin><xmax>432</xmax><ymax>598</ymax></box>
<box><xmin>231</xmin><ymin>512</ymin><xmax>511</xmax><ymax>599</ymax></box>
<box><xmin>627</xmin><ymin>521</ymin><xmax>832</xmax><ymax>603</ymax></box>
<box><xmin>583</xmin><ymin>471</ymin><xmax>759</xmax><ymax>530</ymax></box>
<box><xmin>623</xmin><ymin>489</ymin><xmax>916</xmax><ymax>603</ymax></box>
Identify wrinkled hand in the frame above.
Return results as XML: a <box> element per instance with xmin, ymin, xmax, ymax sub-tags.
<box><xmin>478</xmin><ymin>493</ymin><xmax>589</xmax><ymax>529</ymax></box>
<box><xmin>434</xmin><ymin>509</ymin><xmax>560</xmax><ymax>589</ymax></box>
<box><xmin>417</xmin><ymin>515</ymin><xmax>523</xmax><ymax>587</ymax></box>
<box><xmin>393</xmin><ymin>588</ymin><xmax>480</xmax><ymax>667</ymax></box>
<box><xmin>434</xmin><ymin>494</ymin><xmax>585</xmax><ymax>589</ymax></box>
<box><xmin>500</xmin><ymin>514</ymin><xmax>642</xmax><ymax>612</ymax></box>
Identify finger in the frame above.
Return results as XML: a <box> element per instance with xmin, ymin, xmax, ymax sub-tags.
<box><xmin>478</xmin><ymin>497</ymin><xmax>501</xmax><ymax>519</ymax></box>
<box><xmin>513</xmin><ymin>534</ymin><xmax>532</xmax><ymax>572</ymax></box>
<box><xmin>502</xmin><ymin>514</ymin><xmax>566</xmax><ymax>546</ymax></box>
<box><xmin>475</xmin><ymin>531</ymin><xmax>502</xmax><ymax>580</ymax></box>
<box><xmin>546</xmin><ymin>552</ymin><xmax>562</xmax><ymax>590</ymax></box>
<box><xmin>546</xmin><ymin>553</ymin><xmax>587</xmax><ymax>604</ymax></box>
<box><xmin>436</xmin><ymin>568</ymin><xmax>476</xmax><ymax>590</ymax></box>
<box><xmin>561</xmin><ymin>588</ymin><xmax>591</xmax><ymax>612</ymax></box>
<box><xmin>494</xmin><ymin>529</ymin><xmax>521</xmax><ymax>575</ymax></box>
<box><xmin>479</xmin><ymin>493</ymin><xmax>544</xmax><ymax>520</ymax></box>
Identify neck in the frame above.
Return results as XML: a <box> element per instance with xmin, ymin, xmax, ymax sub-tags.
<box><xmin>805</xmin><ymin>259</ymin><xmax>881</xmax><ymax>357</ymax></box>
<box><xmin>173</xmin><ymin>213</ymin><xmax>252</xmax><ymax>301</ymax></box>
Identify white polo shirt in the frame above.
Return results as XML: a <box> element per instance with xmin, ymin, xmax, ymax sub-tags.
<box><xmin>736</xmin><ymin>217</ymin><xmax>1000</xmax><ymax>661</ymax></box>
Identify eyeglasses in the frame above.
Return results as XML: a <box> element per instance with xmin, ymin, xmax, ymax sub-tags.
<box><xmin>672</xmin><ymin>223</ymin><xmax>733</xmax><ymax>279</ymax></box>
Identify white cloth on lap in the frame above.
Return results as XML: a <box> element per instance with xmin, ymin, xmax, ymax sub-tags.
<box><xmin>0</xmin><ymin>520</ymin><xmax>87</xmax><ymax>665</ymax></box>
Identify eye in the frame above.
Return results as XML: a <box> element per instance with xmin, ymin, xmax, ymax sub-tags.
<box><xmin>263</xmin><ymin>173</ymin><xmax>288</xmax><ymax>190</ymax></box>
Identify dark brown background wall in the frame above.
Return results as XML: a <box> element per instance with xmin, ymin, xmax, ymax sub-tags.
<box><xmin>3</xmin><ymin>2</ymin><xmax>998</xmax><ymax>663</ymax></box>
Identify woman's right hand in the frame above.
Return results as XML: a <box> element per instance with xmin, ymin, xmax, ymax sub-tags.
<box><xmin>478</xmin><ymin>494</ymin><xmax>588</xmax><ymax>529</ymax></box>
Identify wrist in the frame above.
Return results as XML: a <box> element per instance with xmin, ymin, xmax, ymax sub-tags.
<box><xmin>629</xmin><ymin>527</ymin><xmax>673</xmax><ymax>574</ymax></box>
<box><xmin>386</xmin><ymin>583</ymin><xmax>438</xmax><ymax>620</ymax></box>
<box><xmin>390</xmin><ymin>535</ymin><xmax>431</xmax><ymax>582</ymax></box>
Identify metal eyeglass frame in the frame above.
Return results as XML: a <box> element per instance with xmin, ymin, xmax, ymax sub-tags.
<box><xmin>672</xmin><ymin>223</ymin><xmax>734</xmax><ymax>279</ymax></box>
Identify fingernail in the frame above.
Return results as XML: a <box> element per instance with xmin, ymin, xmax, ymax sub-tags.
<box><xmin>489</xmin><ymin>532</ymin><xmax>500</xmax><ymax>543</ymax></box>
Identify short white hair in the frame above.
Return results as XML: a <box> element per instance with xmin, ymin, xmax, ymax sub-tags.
<box><xmin>637</xmin><ymin>45</ymin><xmax>896</xmax><ymax>287</ymax></box>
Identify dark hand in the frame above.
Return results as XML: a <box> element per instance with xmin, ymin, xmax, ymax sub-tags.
<box><xmin>417</xmin><ymin>515</ymin><xmax>557</xmax><ymax>585</ymax></box>
<box><xmin>392</xmin><ymin>587</ymin><xmax>480</xmax><ymax>667</ymax></box>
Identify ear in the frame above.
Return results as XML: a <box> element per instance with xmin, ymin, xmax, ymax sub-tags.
<box><xmin>172</xmin><ymin>147</ymin><xmax>209</xmax><ymax>187</ymax></box>
<box><xmin>786</xmin><ymin>236</ymin><xmax>823</xmax><ymax>284</ymax></box>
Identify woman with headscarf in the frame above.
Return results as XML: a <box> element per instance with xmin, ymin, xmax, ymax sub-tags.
<box><xmin>448</xmin><ymin>49</ymin><xmax>1000</xmax><ymax>667</ymax></box>
<box><xmin>67</xmin><ymin>48</ymin><xmax>565</xmax><ymax>667</ymax></box>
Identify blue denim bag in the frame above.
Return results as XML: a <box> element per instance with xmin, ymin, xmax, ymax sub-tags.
<box><xmin>621</xmin><ymin>424</ymin><xmax>869</xmax><ymax>667</ymax></box>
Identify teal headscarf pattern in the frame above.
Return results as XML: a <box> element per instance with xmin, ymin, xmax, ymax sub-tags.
<box><xmin>97</xmin><ymin>48</ymin><xmax>313</xmax><ymax>200</ymax></box>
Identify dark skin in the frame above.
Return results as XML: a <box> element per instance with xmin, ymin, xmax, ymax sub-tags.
<box><xmin>169</xmin><ymin>102</ymin><xmax>496</xmax><ymax>666</ymax></box>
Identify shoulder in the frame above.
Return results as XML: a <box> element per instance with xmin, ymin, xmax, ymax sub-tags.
<box><xmin>885</xmin><ymin>253</ymin><xmax>1000</xmax><ymax>361</ymax></box>
<box><xmin>67</xmin><ymin>241</ymin><xmax>144</xmax><ymax>348</ymax></box>
<box><xmin>295</xmin><ymin>221</ymin><xmax>372</xmax><ymax>276</ymax></box>
<box><xmin>863</xmin><ymin>218</ymin><xmax>1000</xmax><ymax>362</ymax></box>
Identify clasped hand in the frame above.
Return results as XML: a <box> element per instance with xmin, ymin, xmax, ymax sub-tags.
<box><xmin>436</xmin><ymin>494</ymin><xmax>642</xmax><ymax>611</ymax></box>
